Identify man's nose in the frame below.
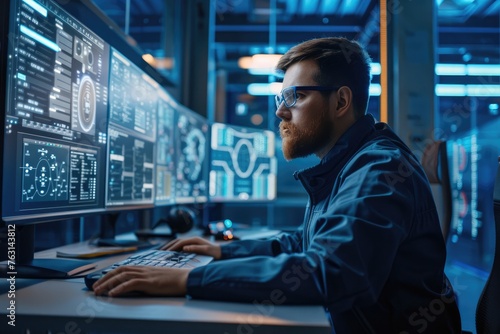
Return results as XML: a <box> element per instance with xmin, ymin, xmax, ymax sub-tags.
<box><xmin>275</xmin><ymin>102</ymin><xmax>290</xmax><ymax>120</ymax></box>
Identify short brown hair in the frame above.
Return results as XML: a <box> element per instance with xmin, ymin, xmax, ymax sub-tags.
<box><xmin>276</xmin><ymin>37</ymin><xmax>372</xmax><ymax>119</ymax></box>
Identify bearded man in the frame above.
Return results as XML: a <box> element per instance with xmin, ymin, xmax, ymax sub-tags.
<box><xmin>93</xmin><ymin>37</ymin><xmax>462</xmax><ymax>334</ymax></box>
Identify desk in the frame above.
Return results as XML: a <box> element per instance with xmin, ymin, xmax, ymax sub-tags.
<box><xmin>0</xmin><ymin>240</ymin><xmax>331</xmax><ymax>334</ymax></box>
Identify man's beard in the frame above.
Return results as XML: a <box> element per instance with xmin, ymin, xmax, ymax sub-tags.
<box><xmin>279</xmin><ymin>112</ymin><xmax>332</xmax><ymax>161</ymax></box>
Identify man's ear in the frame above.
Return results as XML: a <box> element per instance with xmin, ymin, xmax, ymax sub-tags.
<box><xmin>335</xmin><ymin>86</ymin><xmax>353</xmax><ymax>117</ymax></box>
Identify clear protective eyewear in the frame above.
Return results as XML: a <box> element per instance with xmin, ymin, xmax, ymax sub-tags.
<box><xmin>275</xmin><ymin>85</ymin><xmax>340</xmax><ymax>109</ymax></box>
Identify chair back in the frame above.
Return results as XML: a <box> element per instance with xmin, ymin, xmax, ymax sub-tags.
<box><xmin>475</xmin><ymin>156</ymin><xmax>500</xmax><ymax>334</ymax></box>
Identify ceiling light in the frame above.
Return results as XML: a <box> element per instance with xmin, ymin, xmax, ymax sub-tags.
<box><xmin>247</xmin><ymin>82</ymin><xmax>282</xmax><ymax>95</ymax></box>
<box><xmin>248</xmin><ymin>83</ymin><xmax>382</xmax><ymax>97</ymax></box>
<box><xmin>238</xmin><ymin>54</ymin><xmax>283</xmax><ymax>75</ymax></box>
<box><xmin>142</xmin><ymin>54</ymin><xmax>174</xmax><ymax>69</ymax></box>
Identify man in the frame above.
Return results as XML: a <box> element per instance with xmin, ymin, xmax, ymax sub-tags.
<box><xmin>93</xmin><ymin>37</ymin><xmax>462</xmax><ymax>333</ymax></box>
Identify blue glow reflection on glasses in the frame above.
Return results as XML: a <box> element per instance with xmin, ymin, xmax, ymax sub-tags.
<box><xmin>275</xmin><ymin>85</ymin><xmax>340</xmax><ymax>109</ymax></box>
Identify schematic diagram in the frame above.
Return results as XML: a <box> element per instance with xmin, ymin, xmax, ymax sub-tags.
<box><xmin>175</xmin><ymin>107</ymin><xmax>208</xmax><ymax>202</ymax></box>
<box><xmin>21</xmin><ymin>139</ymin><xmax>69</xmax><ymax>202</ymax></box>
<box><xmin>209</xmin><ymin>123</ymin><xmax>277</xmax><ymax>201</ymax></box>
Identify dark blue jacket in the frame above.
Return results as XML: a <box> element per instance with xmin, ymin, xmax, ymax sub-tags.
<box><xmin>187</xmin><ymin>114</ymin><xmax>462</xmax><ymax>333</ymax></box>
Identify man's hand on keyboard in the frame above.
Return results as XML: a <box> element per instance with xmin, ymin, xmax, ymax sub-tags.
<box><xmin>92</xmin><ymin>266</ymin><xmax>192</xmax><ymax>297</ymax></box>
<box><xmin>161</xmin><ymin>237</ymin><xmax>222</xmax><ymax>260</ymax></box>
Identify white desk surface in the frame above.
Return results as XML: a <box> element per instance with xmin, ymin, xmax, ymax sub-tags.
<box><xmin>0</xmin><ymin>235</ymin><xmax>331</xmax><ymax>334</ymax></box>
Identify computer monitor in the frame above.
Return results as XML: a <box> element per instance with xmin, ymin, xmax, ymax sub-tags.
<box><xmin>155</xmin><ymin>88</ymin><xmax>177</xmax><ymax>206</ymax></box>
<box><xmin>446</xmin><ymin>132</ymin><xmax>499</xmax><ymax>271</ymax></box>
<box><xmin>1</xmin><ymin>0</ymin><xmax>111</xmax><ymax>275</ymax></box>
<box><xmin>2</xmin><ymin>0</ymin><xmax>110</xmax><ymax>223</ymax></box>
<box><xmin>209</xmin><ymin>122</ymin><xmax>277</xmax><ymax>202</ymax></box>
<box><xmin>105</xmin><ymin>47</ymin><xmax>157</xmax><ymax>208</ymax></box>
<box><xmin>173</xmin><ymin>104</ymin><xmax>209</xmax><ymax>204</ymax></box>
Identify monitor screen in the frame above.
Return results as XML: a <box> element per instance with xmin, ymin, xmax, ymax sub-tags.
<box><xmin>105</xmin><ymin>48</ymin><xmax>157</xmax><ymax>208</ymax></box>
<box><xmin>1</xmin><ymin>0</ymin><xmax>110</xmax><ymax>223</ymax></box>
<box><xmin>174</xmin><ymin>104</ymin><xmax>209</xmax><ymax>204</ymax></box>
<box><xmin>447</xmin><ymin>136</ymin><xmax>498</xmax><ymax>241</ymax></box>
<box><xmin>446</xmin><ymin>131</ymin><xmax>499</xmax><ymax>271</ymax></box>
<box><xmin>209</xmin><ymin>122</ymin><xmax>277</xmax><ymax>202</ymax></box>
<box><xmin>155</xmin><ymin>88</ymin><xmax>177</xmax><ymax>205</ymax></box>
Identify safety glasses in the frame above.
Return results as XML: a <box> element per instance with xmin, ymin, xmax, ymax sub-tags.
<box><xmin>275</xmin><ymin>85</ymin><xmax>340</xmax><ymax>109</ymax></box>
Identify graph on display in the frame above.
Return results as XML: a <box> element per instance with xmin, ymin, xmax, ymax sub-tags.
<box><xmin>174</xmin><ymin>105</ymin><xmax>208</xmax><ymax>203</ymax></box>
<box><xmin>209</xmin><ymin>123</ymin><xmax>277</xmax><ymax>202</ymax></box>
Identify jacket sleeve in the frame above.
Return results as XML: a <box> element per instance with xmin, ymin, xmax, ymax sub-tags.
<box><xmin>187</xmin><ymin>147</ymin><xmax>414</xmax><ymax>311</ymax></box>
<box><xmin>220</xmin><ymin>229</ymin><xmax>304</xmax><ymax>259</ymax></box>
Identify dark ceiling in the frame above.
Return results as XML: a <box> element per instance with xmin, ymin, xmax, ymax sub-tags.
<box><xmin>91</xmin><ymin>0</ymin><xmax>500</xmax><ymax>65</ymax></box>
<box><xmin>92</xmin><ymin>0</ymin><xmax>499</xmax><ymax>24</ymax></box>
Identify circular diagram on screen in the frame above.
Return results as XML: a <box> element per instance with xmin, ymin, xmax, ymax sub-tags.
<box><xmin>77</xmin><ymin>75</ymin><xmax>96</xmax><ymax>133</ymax></box>
<box><xmin>182</xmin><ymin>128</ymin><xmax>206</xmax><ymax>181</ymax></box>
<box><xmin>231</xmin><ymin>139</ymin><xmax>257</xmax><ymax>179</ymax></box>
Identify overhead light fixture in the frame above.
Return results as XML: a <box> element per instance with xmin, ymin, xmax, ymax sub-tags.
<box><xmin>369</xmin><ymin>84</ymin><xmax>382</xmax><ymax>96</ymax></box>
<box><xmin>435</xmin><ymin>63</ymin><xmax>500</xmax><ymax>76</ymax></box>
<box><xmin>142</xmin><ymin>54</ymin><xmax>174</xmax><ymax>70</ymax></box>
<box><xmin>142</xmin><ymin>53</ymin><xmax>155</xmax><ymax>64</ymax></box>
<box><xmin>467</xmin><ymin>64</ymin><xmax>500</xmax><ymax>76</ymax></box>
<box><xmin>248</xmin><ymin>83</ymin><xmax>382</xmax><ymax>97</ymax></box>
<box><xmin>241</xmin><ymin>59</ymin><xmax>383</xmax><ymax>76</ymax></box>
<box><xmin>247</xmin><ymin>82</ymin><xmax>282</xmax><ymax>95</ymax></box>
<box><xmin>435</xmin><ymin>84</ymin><xmax>500</xmax><ymax>96</ymax></box>
<box><xmin>370</xmin><ymin>63</ymin><xmax>382</xmax><ymax>76</ymax></box>
<box><xmin>238</xmin><ymin>54</ymin><xmax>283</xmax><ymax>75</ymax></box>
<box><xmin>435</xmin><ymin>84</ymin><xmax>467</xmax><ymax>96</ymax></box>
<box><xmin>435</xmin><ymin>63</ymin><xmax>467</xmax><ymax>75</ymax></box>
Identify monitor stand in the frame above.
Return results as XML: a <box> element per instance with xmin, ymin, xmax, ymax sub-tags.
<box><xmin>0</xmin><ymin>225</ymin><xmax>96</xmax><ymax>279</ymax></box>
<box><xmin>93</xmin><ymin>212</ymin><xmax>153</xmax><ymax>248</ymax></box>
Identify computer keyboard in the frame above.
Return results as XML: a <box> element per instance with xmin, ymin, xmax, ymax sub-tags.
<box><xmin>84</xmin><ymin>249</ymin><xmax>213</xmax><ymax>290</ymax></box>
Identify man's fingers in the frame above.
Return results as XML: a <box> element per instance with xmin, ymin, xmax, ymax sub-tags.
<box><xmin>107</xmin><ymin>277</ymin><xmax>147</xmax><ymax>297</ymax></box>
<box><xmin>162</xmin><ymin>238</ymin><xmax>182</xmax><ymax>250</ymax></box>
<box><xmin>183</xmin><ymin>245</ymin><xmax>206</xmax><ymax>253</ymax></box>
<box><xmin>163</xmin><ymin>237</ymin><xmax>207</xmax><ymax>251</ymax></box>
<box><xmin>93</xmin><ymin>266</ymin><xmax>144</xmax><ymax>295</ymax></box>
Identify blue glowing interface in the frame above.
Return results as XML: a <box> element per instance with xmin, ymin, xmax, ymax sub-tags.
<box><xmin>2</xmin><ymin>0</ymin><xmax>274</xmax><ymax>224</ymax></box>
<box><xmin>2</xmin><ymin>0</ymin><xmax>109</xmax><ymax>221</ymax></box>
<box><xmin>174</xmin><ymin>105</ymin><xmax>209</xmax><ymax>203</ymax></box>
<box><xmin>209</xmin><ymin>123</ymin><xmax>277</xmax><ymax>202</ymax></box>
<box><xmin>105</xmin><ymin>48</ymin><xmax>156</xmax><ymax>207</ymax></box>
<box><xmin>155</xmin><ymin>89</ymin><xmax>177</xmax><ymax>205</ymax></box>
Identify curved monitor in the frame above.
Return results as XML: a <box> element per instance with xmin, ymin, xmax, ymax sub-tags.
<box><xmin>154</xmin><ymin>91</ymin><xmax>209</xmax><ymax>205</ymax></box>
<box><xmin>105</xmin><ymin>48</ymin><xmax>157</xmax><ymax>208</ymax></box>
<box><xmin>0</xmin><ymin>0</ymin><xmax>209</xmax><ymax>277</ymax></box>
<box><xmin>174</xmin><ymin>104</ymin><xmax>209</xmax><ymax>204</ymax></box>
<box><xmin>1</xmin><ymin>0</ymin><xmax>110</xmax><ymax>223</ymax></box>
<box><xmin>209</xmin><ymin>122</ymin><xmax>277</xmax><ymax>202</ymax></box>
<box><xmin>155</xmin><ymin>89</ymin><xmax>177</xmax><ymax>205</ymax></box>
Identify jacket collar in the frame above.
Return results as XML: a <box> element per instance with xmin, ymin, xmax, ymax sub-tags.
<box><xmin>293</xmin><ymin>114</ymin><xmax>377</xmax><ymax>203</ymax></box>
